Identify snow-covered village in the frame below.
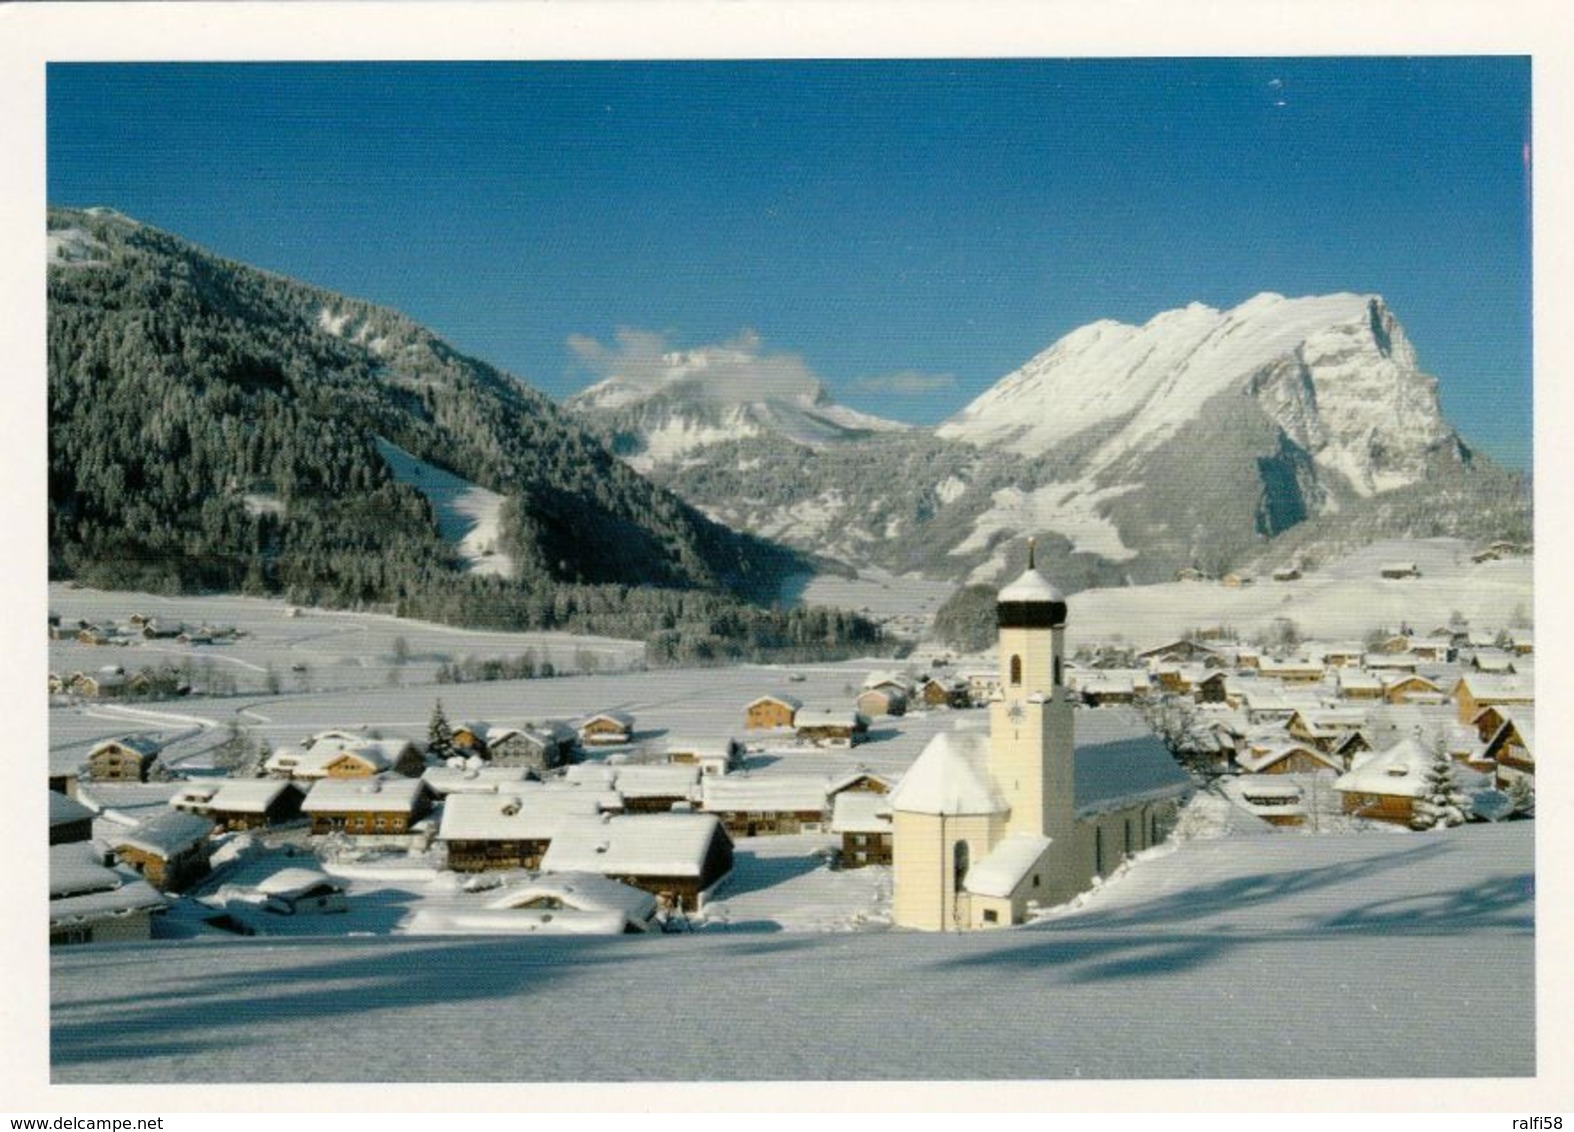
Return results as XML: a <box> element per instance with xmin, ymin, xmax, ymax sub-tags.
<box><xmin>11</xmin><ymin>26</ymin><xmax>1562</xmax><ymax>1116</ymax></box>
<box><xmin>43</xmin><ymin>534</ymin><xmax>1537</xmax><ymax>1082</ymax></box>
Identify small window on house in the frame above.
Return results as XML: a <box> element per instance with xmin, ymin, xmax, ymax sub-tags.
<box><xmin>982</xmin><ymin>909</ymin><xmax>999</xmax><ymax>924</ymax></box>
<box><xmin>1010</xmin><ymin>655</ymin><xmax>1023</xmax><ymax>686</ymax></box>
<box><xmin>1032</xmin><ymin>874</ymin><xmax>1040</xmax><ymax>888</ymax></box>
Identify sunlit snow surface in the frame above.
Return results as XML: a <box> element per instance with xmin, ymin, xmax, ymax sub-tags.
<box><xmin>51</xmin><ymin>823</ymin><xmax>1531</xmax><ymax>1082</ymax></box>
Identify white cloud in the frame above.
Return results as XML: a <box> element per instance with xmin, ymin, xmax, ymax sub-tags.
<box><xmin>568</xmin><ymin>327</ymin><xmax>824</xmax><ymax>405</ymax></box>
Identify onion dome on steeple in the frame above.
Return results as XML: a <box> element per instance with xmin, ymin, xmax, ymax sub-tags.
<box><xmin>996</xmin><ymin>538</ymin><xmax>1067</xmax><ymax>628</ymax></box>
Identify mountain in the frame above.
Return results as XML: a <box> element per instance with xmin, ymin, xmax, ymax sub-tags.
<box><xmin>639</xmin><ymin>293</ymin><xmax>1529</xmax><ymax>587</ymax></box>
<box><xmin>47</xmin><ymin>208</ymin><xmax>886</xmax><ymax>659</ymax></box>
<box><xmin>567</xmin><ymin>340</ymin><xmax>909</xmax><ymax>472</ymax></box>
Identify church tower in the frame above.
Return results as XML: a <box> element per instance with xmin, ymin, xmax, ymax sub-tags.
<box><xmin>987</xmin><ymin>540</ymin><xmax>1077</xmax><ymax>846</ymax></box>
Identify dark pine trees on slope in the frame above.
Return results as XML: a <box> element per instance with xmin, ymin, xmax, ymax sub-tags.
<box><xmin>47</xmin><ymin>208</ymin><xmax>881</xmax><ymax>662</ymax></box>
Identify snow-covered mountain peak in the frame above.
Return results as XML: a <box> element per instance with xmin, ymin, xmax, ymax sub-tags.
<box><xmin>567</xmin><ymin>337</ymin><xmax>909</xmax><ymax>469</ymax></box>
<box><xmin>937</xmin><ymin>290</ymin><xmax>1443</xmax><ymax>496</ymax></box>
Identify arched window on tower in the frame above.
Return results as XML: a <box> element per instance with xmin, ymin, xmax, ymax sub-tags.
<box><xmin>1054</xmin><ymin>656</ymin><xmax>1062</xmax><ymax>686</ymax></box>
<box><xmin>953</xmin><ymin>839</ymin><xmax>970</xmax><ymax>891</ymax></box>
<box><xmin>1009</xmin><ymin>655</ymin><xmax>1022</xmax><ymax>686</ymax></box>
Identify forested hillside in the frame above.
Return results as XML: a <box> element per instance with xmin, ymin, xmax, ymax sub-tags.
<box><xmin>47</xmin><ymin>208</ymin><xmax>883</xmax><ymax>662</ymax></box>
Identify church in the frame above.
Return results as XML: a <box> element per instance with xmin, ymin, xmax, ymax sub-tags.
<box><xmin>889</xmin><ymin>547</ymin><xmax>1194</xmax><ymax>930</ymax></box>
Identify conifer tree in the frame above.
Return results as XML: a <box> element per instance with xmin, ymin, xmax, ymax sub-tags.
<box><xmin>1411</xmin><ymin>741</ymin><xmax>1471</xmax><ymax>830</ymax></box>
<box><xmin>427</xmin><ymin>699</ymin><xmax>455</xmax><ymax>758</ymax></box>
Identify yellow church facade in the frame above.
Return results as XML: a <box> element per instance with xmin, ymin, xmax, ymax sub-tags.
<box><xmin>890</xmin><ymin>551</ymin><xmax>1193</xmax><ymax>931</ymax></box>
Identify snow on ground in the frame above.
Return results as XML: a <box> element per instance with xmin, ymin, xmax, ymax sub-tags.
<box><xmin>373</xmin><ymin>438</ymin><xmax>515</xmax><ymax>577</ymax></box>
<box><xmin>956</xmin><ymin>480</ymin><xmax>1142</xmax><ymax>583</ymax></box>
<box><xmin>49</xmin><ymin>583</ymin><xmax>642</xmax><ymax>690</ymax></box>
<box><xmin>1063</xmin><ymin>538</ymin><xmax>1530</xmax><ymax>646</ymax></box>
<box><xmin>47</xmin><ymin>822</ymin><xmax>1533</xmax><ymax>1084</ymax></box>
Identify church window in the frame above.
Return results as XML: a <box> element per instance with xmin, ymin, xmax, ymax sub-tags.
<box><xmin>953</xmin><ymin>840</ymin><xmax>970</xmax><ymax>890</ymax></box>
<box><xmin>1125</xmin><ymin>819</ymin><xmax>1133</xmax><ymax>855</ymax></box>
<box><xmin>1095</xmin><ymin>827</ymin><xmax>1105</xmax><ymax>876</ymax></box>
<box><xmin>1009</xmin><ymin>655</ymin><xmax>1022</xmax><ymax>686</ymax></box>
<box><xmin>1054</xmin><ymin>657</ymin><xmax>1063</xmax><ymax>685</ymax></box>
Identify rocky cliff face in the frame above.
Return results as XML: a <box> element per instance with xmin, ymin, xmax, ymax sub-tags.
<box><xmin>644</xmin><ymin>293</ymin><xmax>1520</xmax><ymax>587</ymax></box>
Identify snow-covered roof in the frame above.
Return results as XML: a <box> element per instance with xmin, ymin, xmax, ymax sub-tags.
<box><xmin>1454</xmin><ymin>674</ymin><xmax>1534</xmax><ymax>702</ymax></box>
<box><xmin>50</xmin><ymin>791</ymin><xmax>97</xmax><ymax>830</ymax></box>
<box><xmin>539</xmin><ymin>813</ymin><xmax>727</xmax><ymax>878</ymax></box>
<box><xmin>49</xmin><ymin>846</ymin><xmax>165</xmax><ymax>925</ymax></box>
<box><xmin>829</xmin><ymin>791</ymin><xmax>892</xmax><ymax>834</ymax></box>
<box><xmin>1072</xmin><ymin>708</ymin><xmax>1195</xmax><ymax>816</ymax></box>
<box><xmin>888</xmin><ymin>732</ymin><xmax>1006</xmax><ymax>816</ymax></box>
<box><xmin>746</xmin><ymin>694</ymin><xmax>802</xmax><ymax>711</ymax></box>
<box><xmin>422</xmin><ymin>765</ymin><xmax>535</xmax><ymax>795</ymax></box>
<box><xmin>965</xmin><ymin>834</ymin><xmax>1053</xmax><ymax>898</ymax></box>
<box><xmin>612</xmin><ymin>764</ymin><xmax>701</xmax><ymax>799</ymax></box>
<box><xmin>701</xmin><ymin>775</ymin><xmax>829</xmax><ymax>813</ymax></box>
<box><xmin>578</xmin><ymin>710</ymin><xmax>635</xmax><ymax>729</ymax></box>
<box><xmin>1236</xmin><ymin>743</ymin><xmax>1341</xmax><ymax>774</ymax></box>
<box><xmin>195</xmin><ymin>779</ymin><xmax>301</xmax><ymax>813</ymax></box>
<box><xmin>485</xmin><ymin>872</ymin><xmax>658</xmax><ymax>922</ymax></box>
<box><xmin>300</xmin><ymin>775</ymin><xmax>426</xmax><ymax>813</ymax></box>
<box><xmin>50</xmin><ymin>842</ymin><xmax>120</xmax><ymax>899</ymax></box>
<box><xmin>110</xmin><ymin>810</ymin><xmax>213</xmax><ymax>857</ymax></box>
<box><xmin>562</xmin><ymin>764</ymin><xmax>620</xmax><ymax>789</ymax></box>
<box><xmin>438</xmin><ymin>789</ymin><xmax>606</xmax><ymax>841</ymax></box>
<box><xmin>1334</xmin><ymin>738</ymin><xmax>1433</xmax><ymax>797</ymax></box>
<box><xmin>254</xmin><ymin>867</ymin><xmax>343</xmax><ymax>899</ymax></box>
<box><xmin>89</xmin><ymin>735</ymin><xmax>162</xmax><ymax>758</ymax></box>
<box><xmin>265</xmin><ymin>744</ymin><xmax>391</xmax><ymax>777</ymax></box>
<box><xmin>795</xmin><ymin>707</ymin><xmax>866</xmax><ymax>729</ymax></box>
<box><xmin>998</xmin><ymin>565</ymin><xmax>1065</xmax><ymax>604</ymax></box>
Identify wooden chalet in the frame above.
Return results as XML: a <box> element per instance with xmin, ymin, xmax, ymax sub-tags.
<box><xmin>699</xmin><ymin>774</ymin><xmax>832</xmax><ymax>836</ymax></box>
<box><xmin>109</xmin><ymin>811</ymin><xmax>214</xmax><ymax>892</ymax></box>
<box><xmin>659</xmin><ymin>738</ymin><xmax>741</xmax><ymax>777</ymax></box>
<box><xmin>1287</xmin><ymin>708</ymin><xmax>1368</xmax><ymax>752</ymax></box>
<box><xmin>1196</xmin><ymin>672</ymin><xmax>1231</xmax><ymax>705</ymax></box>
<box><xmin>915</xmin><ymin>675</ymin><xmax>969</xmax><ymax>709</ymax></box>
<box><xmin>172</xmin><ymin>779</ymin><xmax>305</xmax><ymax>831</ymax></box>
<box><xmin>487</xmin><ymin>722</ymin><xmax>578</xmax><ymax>772</ymax></box>
<box><xmin>1452</xmin><ymin>674</ymin><xmax>1534</xmax><ymax>726</ymax></box>
<box><xmin>830</xmin><ymin>790</ymin><xmax>893</xmax><ymax>866</ymax></box>
<box><xmin>86</xmin><ymin>736</ymin><xmax>163</xmax><ymax>783</ymax></box>
<box><xmin>537</xmin><ymin>813</ymin><xmax>734</xmax><ymax>912</ymax></box>
<box><xmin>578</xmin><ymin>711</ymin><xmax>635</xmax><ymax>747</ymax></box>
<box><xmin>794</xmin><ymin>707</ymin><xmax>869</xmax><ymax>749</ymax></box>
<box><xmin>744</xmin><ymin>694</ymin><xmax>802</xmax><ymax>731</ymax></box>
<box><xmin>50</xmin><ymin>842</ymin><xmax>165</xmax><ymax>946</ymax></box>
<box><xmin>1137</xmin><ymin>639</ymin><xmax>1217</xmax><ymax>665</ymax></box>
<box><xmin>1236</xmin><ymin>742</ymin><xmax>1342</xmax><ymax>776</ymax></box>
<box><xmin>855</xmin><ymin>686</ymin><xmax>907</xmax><ymax>718</ymax></box>
<box><xmin>1383</xmin><ymin>674</ymin><xmax>1444</xmax><ymax>705</ymax></box>
<box><xmin>265</xmin><ymin>743</ymin><xmax>394</xmax><ymax>780</ymax></box>
<box><xmin>1320</xmin><ymin>645</ymin><xmax>1367</xmax><ymax>669</ymax></box>
<box><xmin>1484</xmin><ymin>715</ymin><xmax>1534</xmax><ymax>787</ymax></box>
<box><xmin>1334</xmin><ymin>669</ymin><xmax>1384</xmax><ymax>700</ymax></box>
<box><xmin>1256</xmin><ymin>658</ymin><xmax>1327</xmax><ymax>685</ymax></box>
<box><xmin>439</xmin><ymin>788</ymin><xmax>607</xmax><ymax>872</ymax></box>
<box><xmin>300</xmin><ymin>776</ymin><xmax>432</xmax><ymax>836</ymax></box>
<box><xmin>72</xmin><ymin>667</ymin><xmax>127</xmax><ymax>698</ymax></box>
<box><xmin>1380</xmin><ymin>562</ymin><xmax>1422</xmax><ymax>579</ymax></box>
<box><xmin>1332</xmin><ymin>739</ymin><xmax>1434</xmax><ymax>826</ymax></box>
<box><xmin>1471</xmin><ymin>651</ymin><xmax>1517</xmax><ymax>675</ymax></box>
<box><xmin>610</xmin><ymin>764</ymin><xmax>701</xmax><ymax>813</ymax></box>
<box><xmin>1271</xmin><ymin>567</ymin><xmax>1302</xmax><ymax>582</ymax></box>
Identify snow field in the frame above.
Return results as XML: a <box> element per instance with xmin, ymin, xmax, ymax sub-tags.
<box><xmin>48</xmin><ymin>822</ymin><xmax>1533</xmax><ymax>1083</ymax></box>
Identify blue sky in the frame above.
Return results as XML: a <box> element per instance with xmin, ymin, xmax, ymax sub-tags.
<box><xmin>47</xmin><ymin>59</ymin><xmax>1532</xmax><ymax>469</ymax></box>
